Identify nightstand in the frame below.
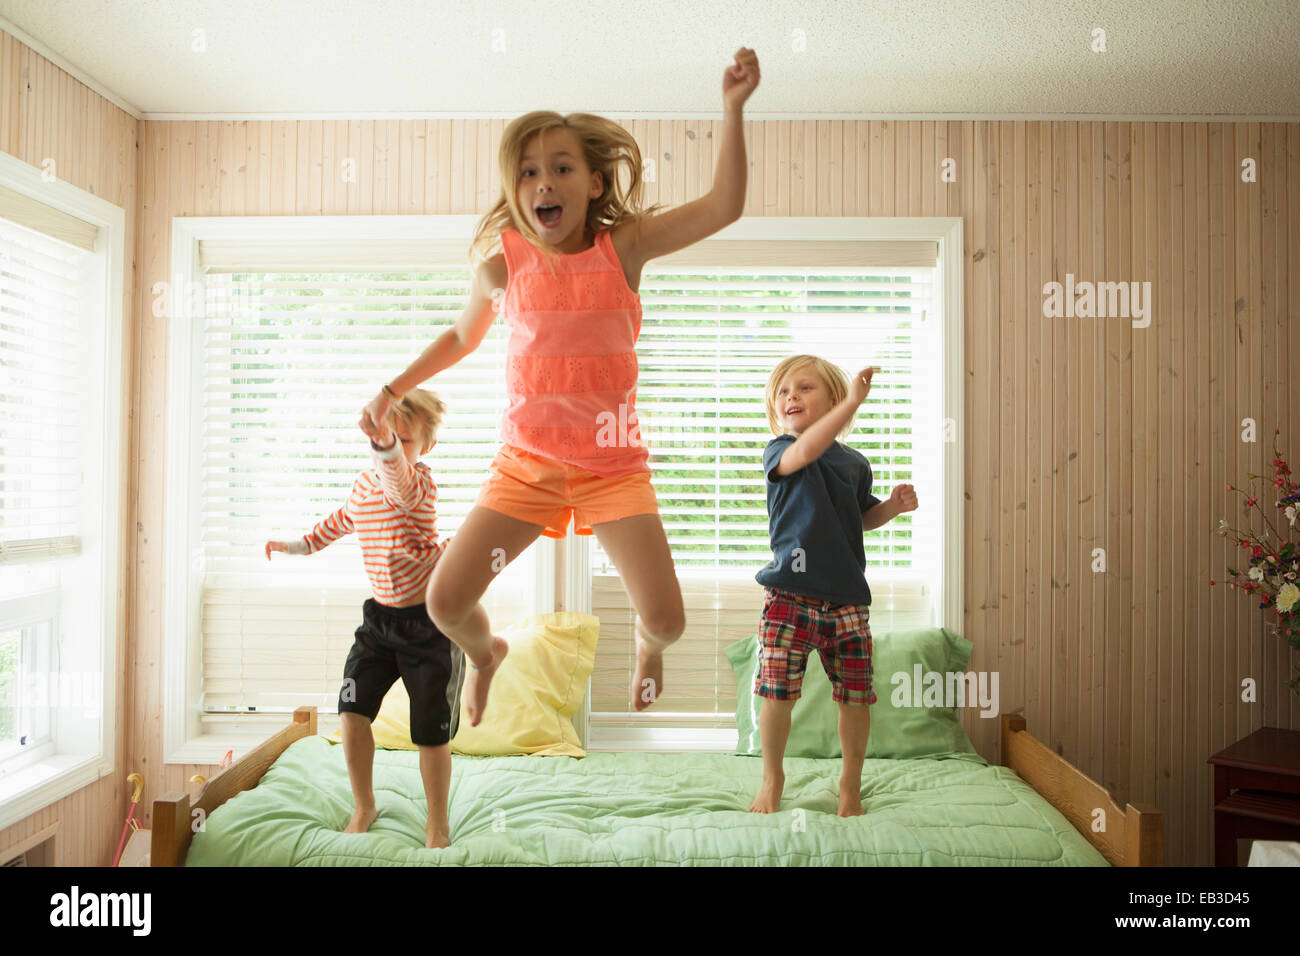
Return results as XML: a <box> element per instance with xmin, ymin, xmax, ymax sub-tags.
<box><xmin>1209</xmin><ymin>727</ymin><xmax>1300</xmax><ymax>866</ymax></box>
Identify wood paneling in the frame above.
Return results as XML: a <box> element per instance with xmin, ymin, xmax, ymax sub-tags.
<box><xmin>0</xmin><ymin>29</ymin><xmax>137</xmax><ymax>866</ymax></box>
<box><xmin>5</xmin><ymin>22</ymin><xmax>1297</xmax><ymax>865</ymax></box>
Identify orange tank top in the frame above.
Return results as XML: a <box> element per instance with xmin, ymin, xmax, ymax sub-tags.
<box><xmin>498</xmin><ymin>226</ymin><xmax>650</xmax><ymax>477</ymax></box>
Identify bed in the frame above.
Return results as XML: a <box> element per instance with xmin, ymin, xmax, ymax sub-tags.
<box><xmin>150</xmin><ymin>707</ymin><xmax>1163</xmax><ymax>866</ymax></box>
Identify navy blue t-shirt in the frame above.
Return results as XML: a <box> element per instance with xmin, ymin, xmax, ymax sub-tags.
<box><xmin>754</xmin><ymin>434</ymin><xmax>883</xmax><ymax>606</ymax></box>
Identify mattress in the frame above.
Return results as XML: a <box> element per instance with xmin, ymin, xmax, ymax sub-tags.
<box><xmin>184</xmin><ymin>736</ymin><xmax>1109</xmax><ymax>866</ymax></box>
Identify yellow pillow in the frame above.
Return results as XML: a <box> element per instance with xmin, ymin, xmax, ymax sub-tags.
<box><xmin>326</xmin><ymin>611</ymin><xmax>598</xmax><ymax>757</ymax></box>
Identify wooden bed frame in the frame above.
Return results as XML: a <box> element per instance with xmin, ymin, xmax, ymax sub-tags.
<box><xmin>150</xmin><ymin>707</ymin><xmax>1164</xmax><ymax>866</ymax></box>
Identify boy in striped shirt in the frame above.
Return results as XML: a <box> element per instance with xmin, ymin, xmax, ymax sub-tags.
<box><xmin>264</xmin><ymin>389</ymin><xmax>464</xmax><ymax>849</ymax></box>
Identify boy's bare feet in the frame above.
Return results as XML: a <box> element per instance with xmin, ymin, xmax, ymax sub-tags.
<box><xmin>838</xmin><ymin>783</ymin><xmax>865</xmax><ymax>817</ymax></box>
<box><xmin>748</xmin><ymin>774</ymin><xmax>784</xmax><ymax>813</ymax></box>
<box><xmin>425</xmin><ymin>818</ymin><xmax>451</xmax><ymax>849</ymax></box>
<box><xmin>343</xmin><ymin>803</ymin><xmax>378</xmax><ymax>833</ymax></box>
<box><xmin>631</xmin><ymin>643</ymin><xmax>664</xmax><ymax>712</ymax></box>
<box><xmin>465</xmin><ymin>636</ymin><xmax>509</xmax><ymax>727</ymax></box>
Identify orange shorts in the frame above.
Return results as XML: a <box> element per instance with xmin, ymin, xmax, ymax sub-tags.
<box><xmin>475</xmin><ymin>443</ymin><xmax>660</xmax><ymax>538</ymax></box>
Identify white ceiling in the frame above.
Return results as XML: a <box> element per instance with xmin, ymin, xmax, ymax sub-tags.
<box><xmin>2</xmin><ymin>0</ymin><xmax>1298</xmax><ymax>120</ymax></box>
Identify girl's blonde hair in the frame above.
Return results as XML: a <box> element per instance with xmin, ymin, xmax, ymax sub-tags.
<box><xmin>764</xmin><ymin>355</ymin><xmax>853</xmax><ymax>439</ymax></box>
<box><xmin>390</xmin><ymin>388</ymin><xmax>445</xmax><ymax>455</ymax></box>
<box><xmin>468</xmin><ymin>111</ymin><xmax>668</xmax><ymax>276</ymax></box>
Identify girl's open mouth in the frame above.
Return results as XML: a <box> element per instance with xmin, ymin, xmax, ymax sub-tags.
<box><xmin>537</xmin><ymin>204</ymin><xmax>563</xmax><ymax>227</ymax></box>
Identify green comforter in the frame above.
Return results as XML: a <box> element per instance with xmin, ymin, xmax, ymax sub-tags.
<box><xmin>184</xmin><ymin>736</ymin><xmax>1108</xmax><ymax>865</ymax></box>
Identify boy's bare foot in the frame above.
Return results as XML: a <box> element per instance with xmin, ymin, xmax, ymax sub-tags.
<box><xmin>343</xmin><ymin>804</ymin><xmax>378</xmax><ymax>833</ymax></box>
<box><xmin>465</xmin><ymin>636</ymin><xmax>509</xmax><ymax>727</ymax></box>
<box><xmin>748</xmin><ymin>775</ymin><xmax>784</xmax><ymax>813</ymax></box>
<box><xmin>631</xmin><ymin>645</ymin><xmax>664</xmax><ymax>712</ymax></box>
<box><xmin>837</xmin><ymin>785</ymin><xmax>865</xmax><ymax>817</ymax></box>
<box><xmin>425</xmin><ymin>819</ymin><xmax>451</xmax><ymax>849</ymax></box>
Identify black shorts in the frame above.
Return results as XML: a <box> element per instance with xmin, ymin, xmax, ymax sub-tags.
<box><xmin>338</xmin><ymin>598</ymin><xmax>466</xmax><ymax>746</ymax></box>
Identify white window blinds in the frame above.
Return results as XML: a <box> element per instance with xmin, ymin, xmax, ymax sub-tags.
<box><xmin>196</xmin><ymin>267</ymin><xmax>538</xmax><ymax>714</ymax></box>
<box><xmin>0</xmin><ymin>218</ymin><xmax>93</xmax><ymax>564</ymax></box>
<box><xmin>188</xmin><ymin>225</ymin><xmax>946</xmax><ymax>730</ymax></box>
<box><xmin>589</xmin><ymin>261</ymin><xmax>941</xmax><ymax>724</ymax></box>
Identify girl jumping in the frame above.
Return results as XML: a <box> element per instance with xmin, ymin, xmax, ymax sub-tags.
<box><xmin>361</xmin><ymin>48</ymin><xmax>761</xmax><ymax>726</ymax></box>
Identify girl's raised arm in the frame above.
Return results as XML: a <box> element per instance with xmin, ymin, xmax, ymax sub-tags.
<box><xmin>360</xmin><ymin>254</ymin><xmax>507</xmax><ymax>430</ymax></box>
<box><xmin>623</xmin><ymin>47</ymin><xmax>760</xmax><ymax>266</ymax></box>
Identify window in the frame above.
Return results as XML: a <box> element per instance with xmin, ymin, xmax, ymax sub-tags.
<box><xmin>166</xmin><ymin>218</ymin><xmax>544</xmax><ymax>756</ymax></box>
<box><xmin>0</xmin><ymin>156</ymin><xmax>124</xmax><ymax>828</ymax></box>
<box><xmin>572</xmin><ymin>221</ymin><xmax>961</xmax><ymax>748</ymax></box>
<box><xmin>166</xmin><ymin>216</ymin><xmax>963</xmax><ymax>758</ymax></box>
<box><xmin>0</xmin><ymin>609</ymin><xmax>54</xmax><ymax>765</ymax></box>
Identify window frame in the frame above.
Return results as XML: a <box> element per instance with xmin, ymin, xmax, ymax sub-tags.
<box><xmin>571</xmin><ymin>215</ymin><xmax>965</xmax><ymax>751</ymax></box>
<box><xmin>0</xmin><ymin>151</ymin><xmax>124</xmax><ymax>831</ymax></box>
<box><xmin>163</xmin><ymin>215</ymin><xmax>558</xmax><ymax>763</ymax></box>
<box><xmin>163</xmin><ymin>214</ymin><xmax>963</xmax><ymax>760</ymax></box>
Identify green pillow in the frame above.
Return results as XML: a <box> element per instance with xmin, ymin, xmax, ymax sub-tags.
<box><xmin>726</xmin><ymin>625</ymin><xmax>984</xmax><ymax>761</ymax></box>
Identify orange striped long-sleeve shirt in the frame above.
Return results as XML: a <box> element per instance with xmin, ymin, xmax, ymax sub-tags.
<box><xmin>287</xmin><ymin>440</ymin><xmax>447</xmax><ymax>606</ymax></box>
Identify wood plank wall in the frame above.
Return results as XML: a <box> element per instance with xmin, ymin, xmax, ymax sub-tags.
<box><xmin>0</xmin><ymin>30</ymin><xmax>138</xmax><ymax>866</ymax></box>
<box><xmin>4</xmin><ymin>28</ymin><xmax>1298</xmax><ymax>866</ymax></box>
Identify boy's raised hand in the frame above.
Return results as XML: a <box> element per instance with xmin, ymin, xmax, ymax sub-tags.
<box><xmin>265</xmin><ymin>540</ymin><xmax>289</xmax><ymax>560</ymax></box>
<box><xmin>849</xmin><ymin>366</ymin><xmax>879</xmax><ymax>405</ymax></box>
<box><xmin>723</xmin><ymin>47</ymin><xmax>760</xmax><ymax>112</ymax></box>
<box><xmin>889</xmin><ymin>483</ymin><xmax>918</xmax><ymax>515</ymax></box>
<box><xmin>359</xmin><ymin>392</ymin><xmax>394</xmax><ymax>438</ymax></box>
<box><xmin>358</xmin><ymin>403</ymin><xmax>396</xmax><ymax>448</ymax></box>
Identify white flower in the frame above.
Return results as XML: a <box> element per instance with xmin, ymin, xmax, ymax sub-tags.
<box><xmin>1287</xmin><ymin>505</ymin><xmax>1297</xmax><ymax>527</ymax></box>
<box><xmin>1249</xmin><ymin>566</ymin><xmax>1265</xmax><ymax>582</ymax></box>
<box><xmin>1218</xmin><ymin>518</ymin><xmax>1229</xmax><ymax>531</ymax></box>
<box><xmin>1278</xmin><ymin>582</ymin><xmax>1300</xmax><ymax>614</ymax></box>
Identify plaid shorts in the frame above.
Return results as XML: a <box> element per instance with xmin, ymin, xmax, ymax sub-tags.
<box><xmin>755</xmin><ymin>586</ymin><xmax>877</xmax><ymax>706</ymax></box>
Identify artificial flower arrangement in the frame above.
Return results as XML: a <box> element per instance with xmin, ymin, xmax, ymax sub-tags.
<box><xmin>1212</xmin><ymin>429</ymin><xmax>1300</xmax><ymax>696</ymax></box>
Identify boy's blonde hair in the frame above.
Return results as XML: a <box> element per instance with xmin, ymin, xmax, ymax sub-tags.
<box><xmin>764</xmin><ymin>355</ymin><xmax>853</xmax><ymax>439</ymax></box>
<box><xmin>468</xmin><ymin>111</ymin><xmax>668</xmax><ymax>277</ymax></box>
<box><xmin>390</xmin><ymin>388</ymin><xmax>445</xmax><ymax>455</ymax></box>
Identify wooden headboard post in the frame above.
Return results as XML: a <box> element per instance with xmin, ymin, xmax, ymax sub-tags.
<box><xmin>150</xmin><ymin>792</ymin><xmax>192</xmax><ymax>867</ymax></box>
<box><xmin>150</xmin><ymin>706</ymin><xmax>319</xmax><ymax>866</ymax></box>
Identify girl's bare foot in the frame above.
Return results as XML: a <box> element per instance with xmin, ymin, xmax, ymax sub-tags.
<box><xmin>748</xmin><ymin>775</ymin><xmax>784</xmax><ymax>813</ymax></box>
<box><xmin>465</xmin><ymin>636</ymin><xmax>509</xmax><ymax>726</ymax></box>
<box><xmin>425</xmin><ymin>819</ymin><xmax>451</xmax><ymax>849</ymax></box>
<box><xmin>837</xmin><ymin>785</ymin><xmax>865</xmax><ymax>817</ymax></box>
<box><xmin>631</xmin><ymin>645</ymin><xmax>664</xmax><ymax>712</ymax></box>
<box><xmin>343</xmin><ymin>804</ymin><xmax>378</xmax><ymax>833</ymax></box>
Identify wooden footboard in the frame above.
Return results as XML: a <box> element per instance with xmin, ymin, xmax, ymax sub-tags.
<box><xmin>151</xmin><ymin>706</ymin><xmax>318</xmax><ymax>866</ymax></box>
<box><xmin>1000</xmin><ymin>713</ymin><xmax>1164</xmax><ymax>866</ymax></box>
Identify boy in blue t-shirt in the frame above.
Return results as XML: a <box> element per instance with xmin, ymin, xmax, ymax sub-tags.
<box><xmin>749</xmin><ymin>355</ymin><xmax>918</xmax><ymax>817</ymax></box>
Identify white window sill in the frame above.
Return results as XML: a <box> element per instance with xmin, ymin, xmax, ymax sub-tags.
<box><xmin>0</xmin><ymin>753</ymin><xmax>110</xmax><ymax>833</ymax></box>
<box><xmin>168</xmin><ymin>719</ymin><xmax>740</xmax><ymax>763</ymax></box>
<box><xmin>586</xmin><ymin>727</ymin><xmax>739</xmax><ymax>753</ymax></box>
